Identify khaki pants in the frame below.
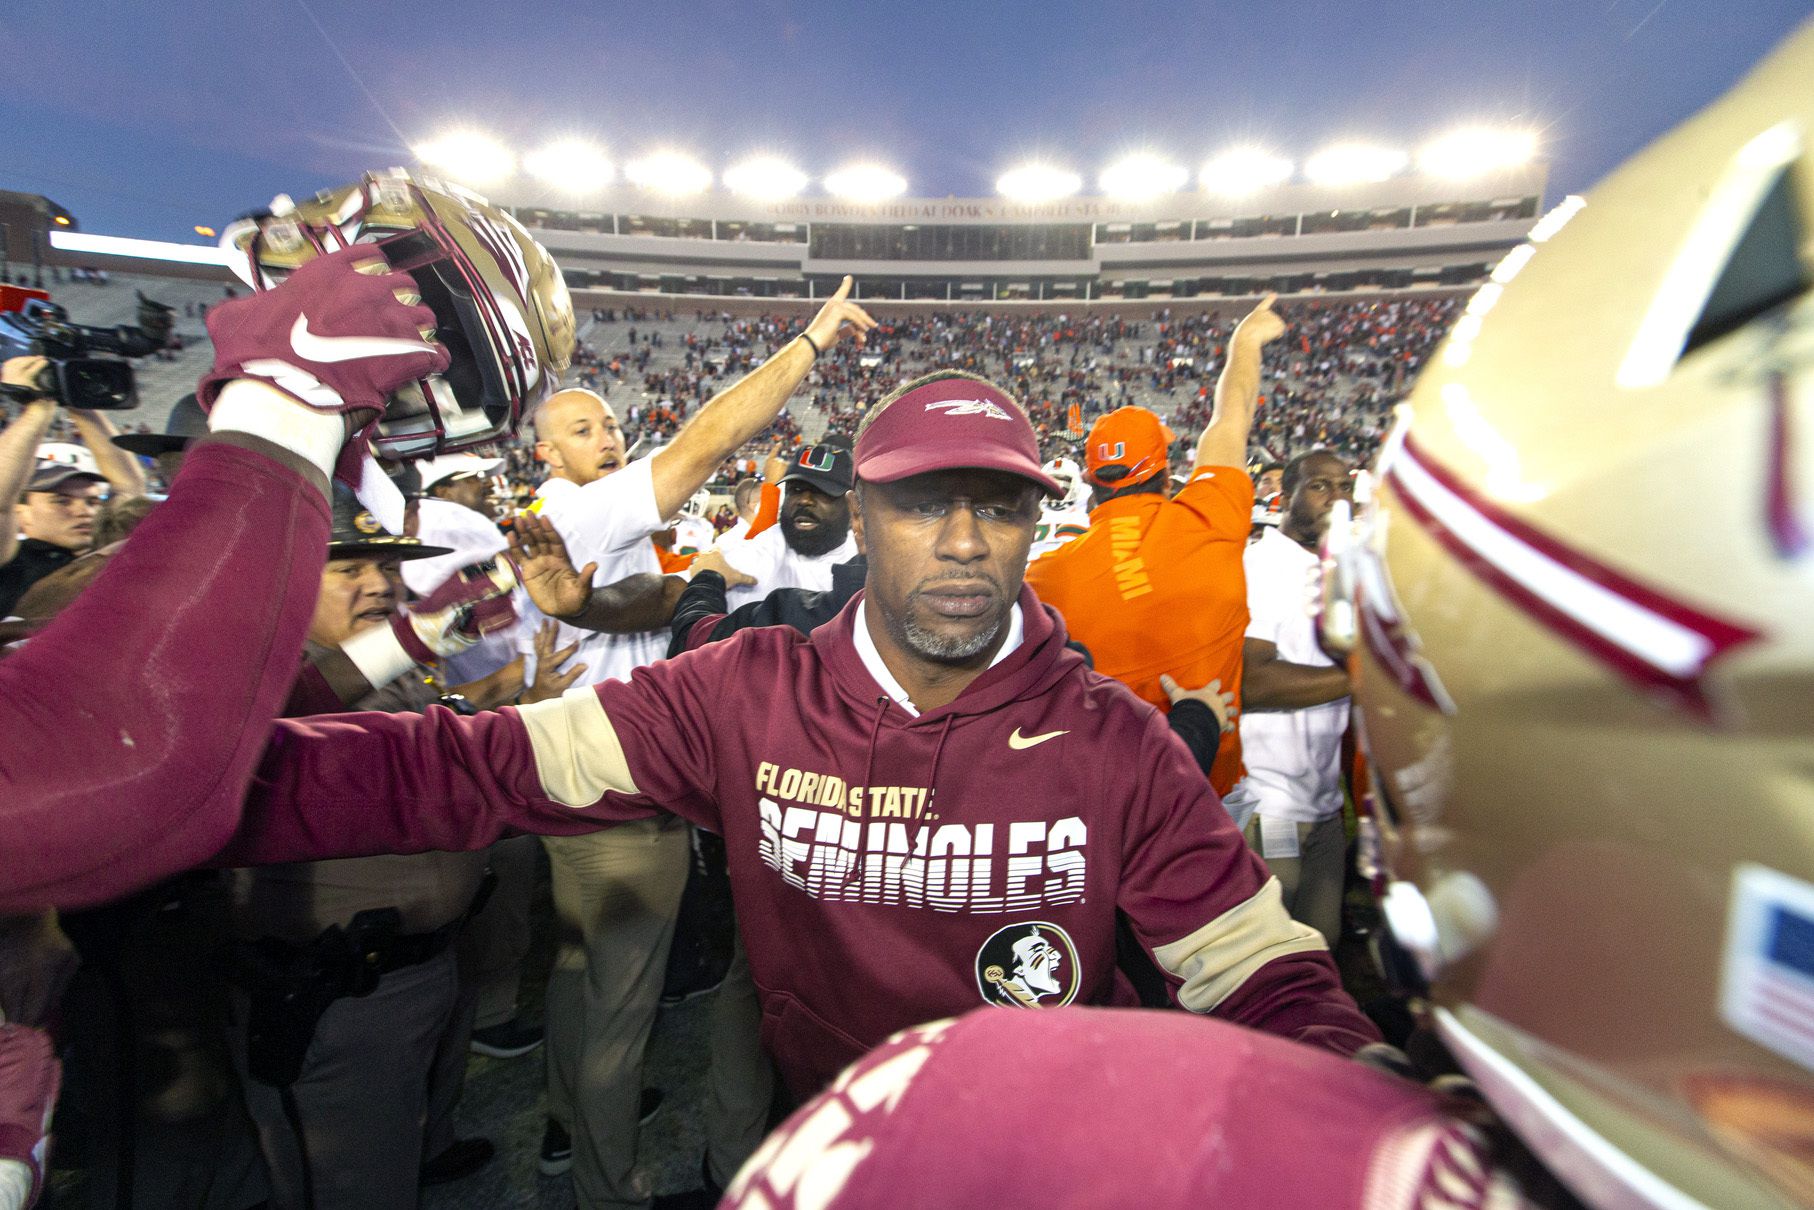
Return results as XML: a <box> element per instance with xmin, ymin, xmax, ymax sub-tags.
<box><xmin>1243</xmin><ymin>813</ymin><xmax>1347</xmax><ymax>946</ymax></box>
<box><xmin>543</xmin><ymin>818</ymin><xmax>690</xmax><ymax>1210</ymax></box>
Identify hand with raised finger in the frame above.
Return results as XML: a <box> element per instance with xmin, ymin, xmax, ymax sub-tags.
<box><xmin>508</xmin><ymin>513</ymin><xmax>597</xmax><ymax>619</ymax></box>
<box><xmin>1232</xmin><ymin>292</ymin><xmax>1286</xmax><ymax>349</ymax></box>
<box><xmin>801</xmin><ymin>275</ymin><xmax>879</xmax><ymax>356</ymax></box>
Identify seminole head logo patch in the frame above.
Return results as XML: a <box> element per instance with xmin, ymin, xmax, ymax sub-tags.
<box><xmin>974</xmin><ymin>922</ymin><xmax>1079</xmax><ymax>1008</ymax></box>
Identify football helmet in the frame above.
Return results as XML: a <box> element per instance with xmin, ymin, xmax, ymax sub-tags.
<box><xmin>1041</xmin><ymin>456</ymin><xmax>1089</xmax><ymax>511</ymax></box>
<box><xmin>219</xmin><ymin>169</ymin><xmax>574</xmax><ymax>458</ymax></box>
<box><xmin>1322</xmin><ymin>20</ymin><xmax>1814</xmax><ymax>1209</ymax></box>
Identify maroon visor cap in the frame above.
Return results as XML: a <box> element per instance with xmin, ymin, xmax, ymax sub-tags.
<box><xmin>853</xmin><ymin>378</ymin><xmax>1062</xmax><ymax>496</ymax></box>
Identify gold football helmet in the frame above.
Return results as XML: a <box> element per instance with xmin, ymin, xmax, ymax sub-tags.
<box><xmin>1324</xmin><ymin>19</ymin><xmax>1814</xmax><ymax>1209</ymax></box>
<box><xmin>220</xmin><ymin>169</ymin><xmax>574</xmax><ymax>457</ymax></box>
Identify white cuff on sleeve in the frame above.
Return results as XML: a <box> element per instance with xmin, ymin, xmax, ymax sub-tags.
<box><xmin>208</xmin><ymin>380</ymin><xmax>345</xmax><ymax>479</ymax></box>
<box><xmin>342</xmin><ymin>622</ymin><xmax>418</xmax><ymax>689</ymax></box>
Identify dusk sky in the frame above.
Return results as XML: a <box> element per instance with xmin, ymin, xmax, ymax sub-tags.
<box><xmin>5</xmin><ymin>2</ymin><xmax>1809</xmax><ymax>241</ymax></box>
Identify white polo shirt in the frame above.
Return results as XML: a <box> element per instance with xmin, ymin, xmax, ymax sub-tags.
<box><xmin>1238</xmin><ymin>527</ymin><xmax>1349</xmax><ymax>824</ymax></box>
<box><xmin>713</xmin><ymin>522</ymin><xmax>858</xmax><ymax>611</ymax></box>
<box><xmin>522</xmin><ymin>458</ymin><xmax>668</xmax><ymax>685</ymax></box>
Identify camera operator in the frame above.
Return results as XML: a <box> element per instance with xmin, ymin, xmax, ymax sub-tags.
<box><xmin>0</xmin><ymin>356</ymin><xmax>147</xmax><ymax>615</ymax></box>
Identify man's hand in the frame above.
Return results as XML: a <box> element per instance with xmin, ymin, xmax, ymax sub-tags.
<box><xmin>1160</xmin><ymin>674</ymin><xmax>1237</xmax><ymax>734</ymax></box>
<box><xmin>0</xmin><ymin>356</ymin><xmax>54</xmax><ymax>400</ymax></box>
<box><xmin>521</xmin><ymin>621</ymin><xmax>587</xmax><ymax>705</ymax></box>
<box><xmin>1231</xmin><ymin>293</ymin><xmax>1286</xmax><ymax>350</ymax></box>
<box><xmin>196</xmin><ymin>246</ymin><xmax>451</xmax><ymax>480</ymax></box>
<box><xmin>394</xmin><ymin>558</ymin><xmax>518</xmax><ymax>663</ymax></box>
<box><xmin>0</xmin><ymin>1022</ymin><xmax>59</xmax><ymax>1208</ymax></box>
<box><xmin>508</xmin><ymin>513</ymin><xmax>597</xmax><ymax>620</ymax></box>
<box><xmin>762</xmin><ymin>441</ymin><xmax>790</xmax><ymax>484</ymax></box>
<box><xmin>800</xmin><ymin>276</ymin><xmax>878</xmax><ymax>356</ymax></box>
<box><xmin>688</xmin><ymin>547</ymin><xmax>757</xmax><ymax>588</ymax></box>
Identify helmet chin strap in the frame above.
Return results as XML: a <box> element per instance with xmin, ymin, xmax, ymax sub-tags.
<box><xmin>354</xmin><ymin>451</ymin><xmax>408</xmax><ymax>535</ymax></box>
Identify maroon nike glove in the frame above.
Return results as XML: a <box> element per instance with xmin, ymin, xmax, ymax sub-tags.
<box><xmin>196</xmin><ymin>244</ymin><xmax>449</xmax><ymax>423</ymax></box>
<box><xmin>390</xmin><ymin>558</ymin><xmax>519</xmax><ymax>665</ymax></box>
<box><xmin>0</xmin><ymin>1024</ymin><xmax>59</xmax><ymax>1209</ymax></box>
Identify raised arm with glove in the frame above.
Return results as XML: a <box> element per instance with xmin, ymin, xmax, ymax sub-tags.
<box><xmin>1</xmin><ymin>244</ymin><xmax>457</xmax><ymax>914</ymax></box>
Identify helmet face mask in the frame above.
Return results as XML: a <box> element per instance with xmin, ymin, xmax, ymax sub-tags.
<box><xmin>222</xmin><ymin>170</ymin><xmax>575</xmax><ymax>458</ymax></box>
<box><xmin>1041</xmin><ymin>456</ymin><xmax>1088</xmax><ymax>511</ymax></box>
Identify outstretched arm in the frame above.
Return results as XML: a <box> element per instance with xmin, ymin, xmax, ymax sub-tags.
<box><xmin>1195</xmin><ymin>296</ymin><xmax>1285</xmax><ymax>473</ymax></box>
<box><xmin>510</xmin><ymin>512</ymin><xmax>689</xmax><ymax>633</ymax></box>
<box><xmin>648</xmin><ymin>277</ymin><xmax>875</xmax><ymax>520</ymax></box>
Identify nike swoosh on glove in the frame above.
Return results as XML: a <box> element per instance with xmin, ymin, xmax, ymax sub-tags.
<box><xmin>392</xmin><ymin>558</ymin><xmax>519</xmax><ymax>665</ymax></box>
<box><xmin>196</xmin><ymin>245</ymin><xmax>450</xmax><ymax>482</ymax></box>
<box><xmin>0</xmin><ymin>1024</ymin><xmax>58</xmax><ymax>1210</ymax></box>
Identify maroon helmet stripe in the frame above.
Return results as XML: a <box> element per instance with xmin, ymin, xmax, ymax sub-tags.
<box><xmin>1386</xmin><ymin>433</ymin><xmax>1760</xmax><ymax>715</ymax></box>
<box><xmin>1766</xmin><ymin>371</ymin><xmax>1809</xmax><ymax>558</ymax></box>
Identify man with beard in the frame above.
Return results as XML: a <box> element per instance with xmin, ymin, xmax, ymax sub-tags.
<box><xmin>711</xmin><ymin>441</ymin><xmax>856</xmax><ymax>610</ymax></box>
<box><xmin>218</xmin><ymin>367</ymin><xmax>1383</xmax><ymax>1110</ymax></box>
<box><xmin>1238</xmin><ymin>449</ymin><xmax>1354</xmax><ymax>944</ymax></box>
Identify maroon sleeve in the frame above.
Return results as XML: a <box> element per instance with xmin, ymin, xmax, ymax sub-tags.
<box><xmin>0</xmin><ymin>436</ymin><xmax>331</xmax><ymax>912</ymax></box>
<box><xmin>214</xmin><ymin>702</ymin><xmax>639</xmax><ymax>866</ymax></box>
<box><xmin>1115</xmin><ymin>712</ymin><xmax>1379</xmax><ymax>1055</ymax></box>
<box><xmin>215</xmin><ymin>637</ymin><xmax>754</xmax><ymax>866</ymax></box>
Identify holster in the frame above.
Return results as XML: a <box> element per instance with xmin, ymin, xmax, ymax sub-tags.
<box><xmin>232</xmin><ymin>907</ymin><xmax>402</xmax><ymax>1088</ymax></box>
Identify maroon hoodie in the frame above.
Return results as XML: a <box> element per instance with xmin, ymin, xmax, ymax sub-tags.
<box><xmin>222</xmin><ymin>585</ymin><xmax>1378</xmax><ymax>1094</ymax></box>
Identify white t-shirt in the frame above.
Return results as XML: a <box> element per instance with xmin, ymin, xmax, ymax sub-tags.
<box><xmin>401</xmin><ymin>497</ymin><xmax>527</xmax><ymax>685</ymax></box>
<box><xmin>713</xmin><ymin>522</ymin><xmax>858</xmax><ymax>611</ymax></box>
<box><xmin>1238</xmin><ymin>527</ymin><xmax>1350</xmax><ymax>823</ymax></box>
<box><xmin>522</xmin><ymin>458</ymin><xmax>668</xmax><ymax>686</ymax></box>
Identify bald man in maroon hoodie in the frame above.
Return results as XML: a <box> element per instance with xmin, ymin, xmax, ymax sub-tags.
<box><xmin>221</xmin><ymin>368</ymin><xmax>1383</xmax><ymax>1098</ymax></box>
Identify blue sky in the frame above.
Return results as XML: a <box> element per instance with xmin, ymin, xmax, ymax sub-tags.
<box><xmin>5</xmin><ymin>1</ymin><xmax>1808</xmax><ymax>240</ymax></box>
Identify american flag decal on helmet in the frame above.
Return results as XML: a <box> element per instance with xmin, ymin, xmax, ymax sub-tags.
<box><xmin>1383</xmin><ymin>433</ymin><xmax>1760</xmax><ymax>715</ymax></box>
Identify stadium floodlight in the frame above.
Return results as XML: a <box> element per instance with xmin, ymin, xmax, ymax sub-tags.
<box><xmin>997</xmin><ymin>163</ymin><xmax>1082</xmax><ymax>203</ymax></box>
<box><xmin>1099</xmin><ymin>153</ymin><xmax>1188</xmax><ymax>200</ymax></box>
<box><xmin>1417</xmin><ymin>127</ymin><xmax>1539</xmax><ymax>179</ymax></box>
<box><xmin>1199</xmin><ymin>147</ymin><xmax>1293</xmax><ymax>194</ymax></box>
<box><xmin>1304</xmin><ymin>142</ymin><xmax>1407</xmax><ymax>186</ymax></box>
<box><xmin>625</xmin><ymin>151</ymin><xmax>713</xmax><ymax>195</ymax></box>
<box><xmin>525</xmin><ymin>139</ymin><xmax>614</xmax><ymax>193</ymax></box>
<box><xmin>724</xmin><ymin>156</ymin><xmax>809</xmax><ymax>200</ymax></box>
<box><xmin>413</xmin><ymin>130</ymin><xmax>516</xmax><ymax>186</ymax></box>
<box><xmin>825</xmin><ymin>163</ymin><xmax>908</xmax><ymax>201</ymax></box>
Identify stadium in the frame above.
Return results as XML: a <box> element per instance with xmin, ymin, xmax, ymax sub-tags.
<box><xmin>5</xmin><ymin>10</ymin><xmax>1813</xmax><ymax>1209</ymax></box>
<box><xmin>4</xmin><ymin>135</ymin><xmax>1548</xmax><ymax>471</ymax></box>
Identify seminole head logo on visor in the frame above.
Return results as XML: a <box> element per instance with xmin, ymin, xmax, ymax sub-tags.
<box><xmin>974</xmin><ymin>922</ymin><xmax>1079</xmax><ymax>1008</ymax></box>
